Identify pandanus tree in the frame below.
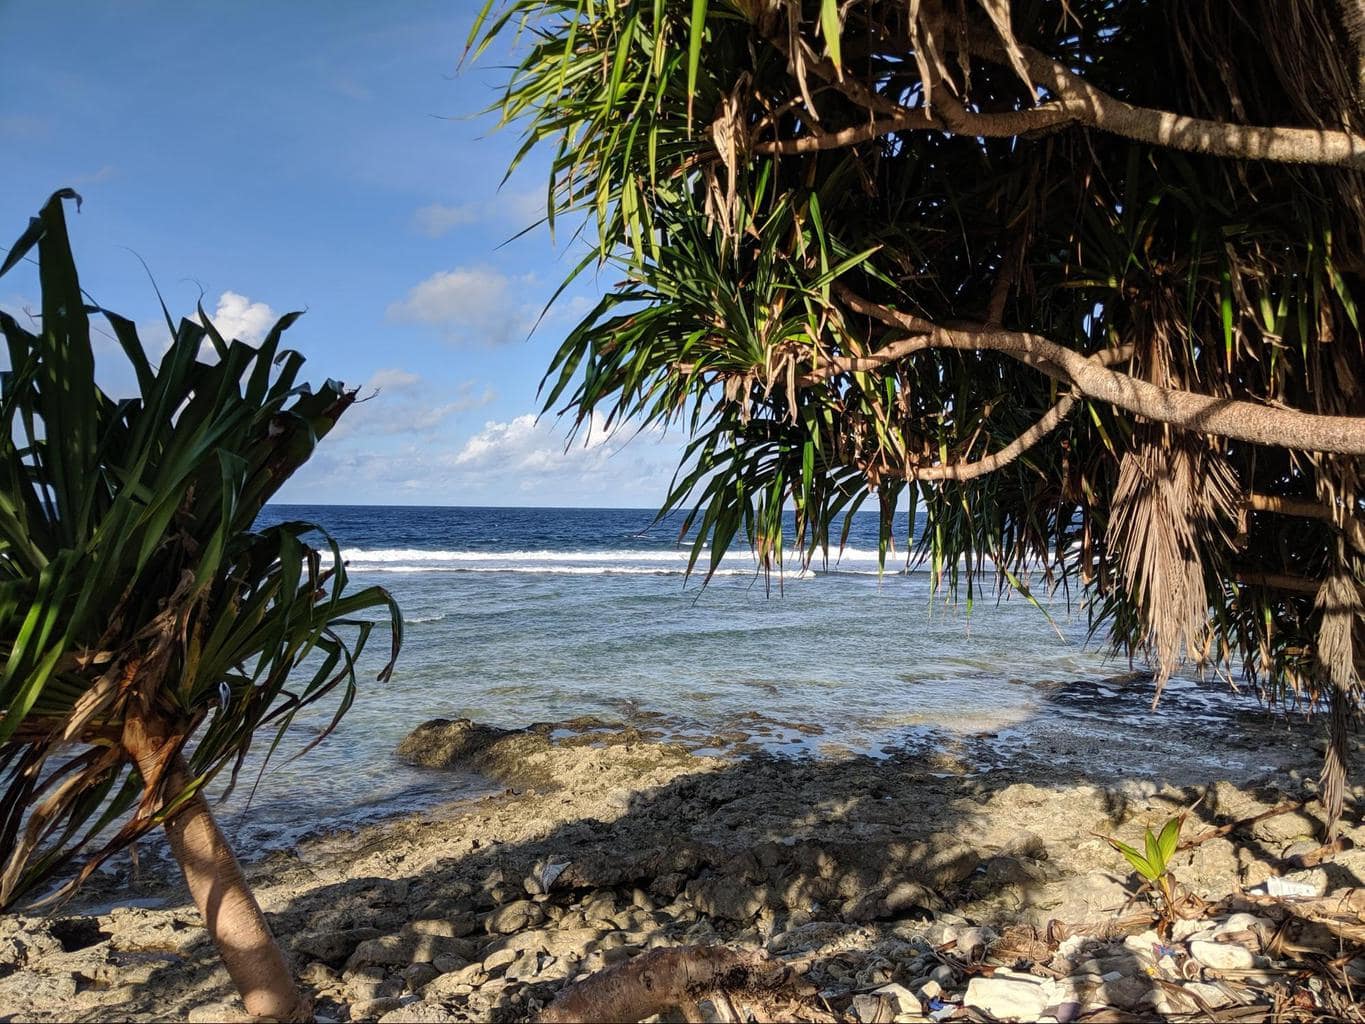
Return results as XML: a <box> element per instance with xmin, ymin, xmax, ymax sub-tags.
<box><xmin>473</xmin><ymin>0</ymin><xmax>1365</xmax><ymax>830</ymax></box>
<box><xmin>0</xmin><ymin>191</ymin><xmax>400</xmax><ymax>1021</ymax></box>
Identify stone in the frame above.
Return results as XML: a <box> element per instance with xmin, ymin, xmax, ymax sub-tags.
<box><xmin>377</xmin><ymin>1001</ymin><xmax>459</xmax><ymax>1023</ymax></box>
<box><xmin>1093</xmin><ymin>975</ymin><xmax>1156</xmax><ymax>1010</ymax></box>
<box><xmin>928</xmin><ymin>963</ymin><xmax>956</xmax><ymax>987</ymax></box>
<box><xmin>350</xmin><ymin>996</ymin><xmax>406</xmax><ymax>1020</ymax></box>
<box><xmin>409</xmin><ymin>917</ymin><xmax>479</xmax><ymax>939</ymax></box>
<box><xmin>874</xmin><ymin>982</ymin><xmax>919</xmax><ymax>1014</ymax></box>
<box><xmin>347</xmin><ymin>932</ymin><xmax>477</xmax><ymax>970</ymax></box>
<box><xmin>851</xmin><ymin>992</ymin><xmax>890</xmax><ymax>1023</ymax></box>
<box><xmin>0</xmin><ymin>970</ymin><xmax>78</xmax><ymax>1005</ymax></box>
<box><xmin>945</xmin><ymin>924</ymin><xmax>997</xmax><ymax>959</ymax></box>
<box><xmin>486</xmin><ymin>900</ymin><xmax>545</xmax><ymax>934</ymax></box>
<box><xmin>186</xmin><ymin>1004</ymin><xmax>250</xmax><ymax>1023</ymax></box>
<box><xmin>1188</xmin><ymin>940</ymin><xmax>1255</xmax><ymax>971</ymax></box>
<box><xmin>685</xmin><ymin>876</ymin><xmax>767</xmax><ymax>921</ymax></box>
<box><xmin>395</xmin><ymin>718</ymin><xmax>550</xmax><ymax>781</ymax></box>
<box><xmin>294</xmin><ymin>927</ymin><xmax>383</xmax><ymax>967</ymax></box>
<box><xmin>964</xmin><ymin>975</ymin><xmax>1048</xmax><ymax>1021</ymax></box>
<box><xmin>402</xmin><ymin>963</ymin><xmax>439</xmax><ymax>992</ymax></box>
<box><xmin>482</xmin><ymin>947</ymin><xmax>519</xmax><ymax>973</ymax></box>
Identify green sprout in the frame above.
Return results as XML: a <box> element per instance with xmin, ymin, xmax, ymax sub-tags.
<box><xmin>1104</xmin><ymin>812</ymin><xmax>1187</xmax><ymax>933</ymax></box>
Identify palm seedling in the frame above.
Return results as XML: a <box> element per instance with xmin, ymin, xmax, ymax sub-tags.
<box><xmin>0</xmin><ymin>190</ymin><xmax>401</xmax><ymax>1020</ymax></box>
<box><xmin>1103</xmin><ymin>812</ymin><xmax>1188</xmax><ymax>935</ymax></box>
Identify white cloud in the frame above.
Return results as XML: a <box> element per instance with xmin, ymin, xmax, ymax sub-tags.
<box><xmin>387</xmin><ymin>266</ymin><xmax>537</xmax><ymax>345</ymax></box>
<box><xmin>199</xmin><ymin>291</ymin><xmax>276</xmax><ymax>345</ymax></box>
<box><xmin>330</xmin><ymin>368</ymin><xmax>497</xmax><ymax>440</ymax></box>
<box><xmin>453</xmin><ymin>412</ymin><xmax>660</xmax><ymax>477</ymax></box>
<box><xmin>280</xmin><ymin>408</ymin><xmax>683</xmax><ymax>507</ymax></box>
<box><xmin>411</xmin><ymin>190</ymin><xmax>544</xmax><ymax>238</ymax></box>
<box><xmin>412</xmin><ymin>203</ymin><xmax>481</xmax><ymax>237</ymax></box>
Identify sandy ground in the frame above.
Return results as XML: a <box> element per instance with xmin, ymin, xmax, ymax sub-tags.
<box><xmin>1</xmin><ymin>674</ymin><xmax>1361</xmax><ymax>1022</ymax></box>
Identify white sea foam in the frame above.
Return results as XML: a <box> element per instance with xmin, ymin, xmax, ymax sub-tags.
<box><xmin>337</xmin><ymin>545</ymin><xmax>912</xmax><ymax>565</ymax></box>
<box><xmin>350</xmin><ymin>564</ymin><xmax>771</xmax><ymax>577</ymax></box>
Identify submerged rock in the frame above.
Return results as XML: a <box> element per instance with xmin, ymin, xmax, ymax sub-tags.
<box><xmin>395</xmin><ymin>719</ymin><xmax>551</xmax><ymax>782</ymax></box>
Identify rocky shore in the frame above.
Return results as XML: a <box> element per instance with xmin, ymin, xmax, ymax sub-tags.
<box><xmin>2</xmin><ymin>696</ymin><xmax>1364</xmax><ymax>1022</ymax></box>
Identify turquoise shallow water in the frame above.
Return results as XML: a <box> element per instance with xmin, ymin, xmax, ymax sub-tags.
<box><xmin>211</xmin><ymin>504</ymin><xmax>1288</xmax><ymax>852</ymax></box>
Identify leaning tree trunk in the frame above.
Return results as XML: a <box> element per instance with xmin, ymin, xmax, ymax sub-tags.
<box><xmin>123</xmin><ymin>713</ymin><xmax>310</xmax><ymax>1022</ymax></box>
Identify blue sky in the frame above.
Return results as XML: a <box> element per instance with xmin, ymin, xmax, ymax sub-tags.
<box><xmin>0</xmin><ymin>1</ymin><xmax>682</xmax><ymax>506</ymax></box>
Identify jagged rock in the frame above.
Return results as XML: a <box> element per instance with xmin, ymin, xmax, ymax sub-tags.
<box><xmin>964</xmin><ymin>973</ymin><xmax>1048</xmax><ymax>1021</ymax></box>
<box><xmin>347</xmin><ymin>932</ymin><xmax>477</xmax><ymax>970</ymax></box>
<box><xmin>293</xmin><ymin>927</ymin><xmax>383</xmax><ymax>966</ymax></box>
<box><xmin>395</xmin><ymin>718</ymin><xmax>551</xmax><ymax>781</ymax></box>
<box><xmin>485</xmin><ymin>901</ymin><xmax>545</xmax><ymax>934</ymax></box>
<box><xmin>377</xmin><ymin>1000</ymin><xmax>460</xmax><ymax>1023</ymax></box>
<box><xmin>423</xmin><ymin>962</ymin><xmax>488</xmax><ymax>998</ymax></box>
<box><xmin>402</xmin><ymin>963</ymin><xmax>439</xmax><ymax>992</ymax></box>
<box><xmin>409</xmin><ymin>917</ymin><xmax>480</xmax><ymax>939</ymax></box>
<box><xmin>685</xmin><ymin>876</ymin><xmax>767</xmax><ymax>921</ymax></box>
<box><xmin>0</xmin><ymin>971</ymin><xmax>78</xmax><ymax>1005</ymax></box>
<box><xmin>349</xmin><ymin>996</ymin><xmax>406</xmax><ymax>1020</ymax></box>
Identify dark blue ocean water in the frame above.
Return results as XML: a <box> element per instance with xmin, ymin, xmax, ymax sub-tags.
<box><xmin>217</xmin><ymin>505</ymin><xmax>1259</xmax><ymax>850</ymax></box>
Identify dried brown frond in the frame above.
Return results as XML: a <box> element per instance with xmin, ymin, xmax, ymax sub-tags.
<box><xmin>1108</xmin><ymin>437</ymin><xmax>1239</xmax><ymax>702</ymax></box>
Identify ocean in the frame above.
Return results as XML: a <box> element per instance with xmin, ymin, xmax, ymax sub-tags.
<box><xmin>215</xmin><ymin>503</ymin><xmax>1288</xmax><ymax>852</ymax></box>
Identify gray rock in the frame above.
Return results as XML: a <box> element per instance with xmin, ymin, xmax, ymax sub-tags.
<box><xmin>0</xmin><ymin>971</ymin><xmax>78</xmax><ymax>1006</ymax></box>
<box><xmin>486</xmin><ymin>900</ymin><xmax>546</xmax><ymax>934</ymax></box>
<box><xmin>377</xmin><ymin>1001</ymin><xmax>459</xmax><ymax>1023</ymax></box>
<box><xmin>395</xmin><ymin>718</ymin><xmax>549</xmax><ymax>780</ymax></box>
<box><xmin>350</xmin><ymin>996</ymin><xmax>406</xmax><ymax>1021</ymax></box>
<box><xmin>851</xmin><ymin>992</ymin><xmax>891</xmax><ymax>1023</ymax></box>
<box><xmin>685</xmin><ymin>876</ymin><xmax>767</xmax><ymax>921</ymax></box>
<box><xmin>293</xmin><ymin>927</ymin><xmax>383</xmax><ymax>966</ymax></box>
<box><xmin>348</xmin><ymin>933</ymin><xmax>472</xmax><ymax>970</ymax></box>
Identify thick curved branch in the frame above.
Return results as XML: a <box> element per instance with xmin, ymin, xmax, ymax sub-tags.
<box><xmin>1247</xmin><ymin>493</ymin><xmax>1365</xmax><ymax>556</ymax></box>
<box><xmin>911</xmin><ymin>394</ymin><xmax>1077</xmax><ymax>481</ymax></box>
<box><xmin>969</xmin><ymin>32</ymin><xmax>1365</xmax><ymax>167</ymax></box>
<box><xmin>754</xmin><ymin>110</ymin><xmax>935</xmax><ymax>153</ymax></box>
<box><xmin>757</xmin><ymin>20</ymin><xmax>1365</xmax><ymax>167</ymax></box>
<box><xmin>1236</xmin><ymin>572</ymin><xmax>1322</xmax><ymax>595</ymax></box>
<box><xmin>833</xmin><ymin>290</ymin><xmax>1365</xmax><ymax>454</ymax></box>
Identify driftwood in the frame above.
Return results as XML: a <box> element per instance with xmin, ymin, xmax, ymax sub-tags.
<box><xmin>535</xmin><ymin>945</ymin><xmax>818</xmax><ymax>1023</ymax></box>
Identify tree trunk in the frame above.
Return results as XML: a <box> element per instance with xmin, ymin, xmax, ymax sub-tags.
<box><xmin>123</xmin><ymin>714</ymin><xmax>309</xmax><ymax>1022</ymax></box>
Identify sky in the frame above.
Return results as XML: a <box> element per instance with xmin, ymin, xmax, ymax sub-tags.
<box><xmin>0</xmin><ymin>1</ymin><xmax>684</xmax><ymax>507</ymax></box>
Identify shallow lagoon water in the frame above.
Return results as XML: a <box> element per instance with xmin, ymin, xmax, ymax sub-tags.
<box><xmin>215</xmin><ymin>504</ymin><xmax>1299</xmax><ymax>853</ymax></box>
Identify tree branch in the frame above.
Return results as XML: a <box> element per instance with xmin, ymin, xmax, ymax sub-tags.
<box><xmin>831</xmin><ymin>289</ymin><xmax>1365</xmax><ymax>454</ymax></box>
<box><xmin>910</xmin><ymin>394</ymin><xmax>1077</xmax><ymax>481</ymax></box>
<box><xmin>968</xmin><ymin>31</ymin><xmax>1365</xmax><ymax>167</ymax></box>
<box><xmin>1247</xmin><ymin>493</ymin><xmax>1365</xmax><ymax>556</ymax></box>
<box><xmin>754</xmin><ymin>20</ymin><xmax>1365</xmax><ymax>168</ymax></box>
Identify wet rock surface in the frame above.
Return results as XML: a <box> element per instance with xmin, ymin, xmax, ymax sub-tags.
<box><xmin>3</xmin><ymin>703</ymin><xmax>1360</xmax><ymax>1022</ymax></box>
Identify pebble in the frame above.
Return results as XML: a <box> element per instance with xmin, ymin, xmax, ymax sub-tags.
<box><xmin>928</xmin><ymin>963</ymin><xmax>956</xmax><ymax>986</ymax></box>
<box><xmin>485</xmin><ymin>900</ymin><xmax>545</xmax><ymax>934</ymax></box>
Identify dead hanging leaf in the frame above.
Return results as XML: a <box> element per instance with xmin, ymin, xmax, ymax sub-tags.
<box><xmin>1108</xmin><ymin>438</ymin><xmax>1238</xmax><ymax>703</ymax></box>
<box><xmin>909</xmin><ymin>0</ymin><xmax>956</xmax><ymax>114</ymax></box>
<box><xmin>974</xmin><ymin>0</ymin><xmax>1034</xmax><ymax>98</ymax></box>
<box><xmin>706</xmin><ymin>75</ymin><xmax>750</xmax><ymax>250</ymax></box>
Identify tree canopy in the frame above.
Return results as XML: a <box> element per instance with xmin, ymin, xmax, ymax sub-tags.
<box><xmin>473</xmin><ymin>0</ymin><xmax>1365</xmax><ymax>818</ymax></box>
